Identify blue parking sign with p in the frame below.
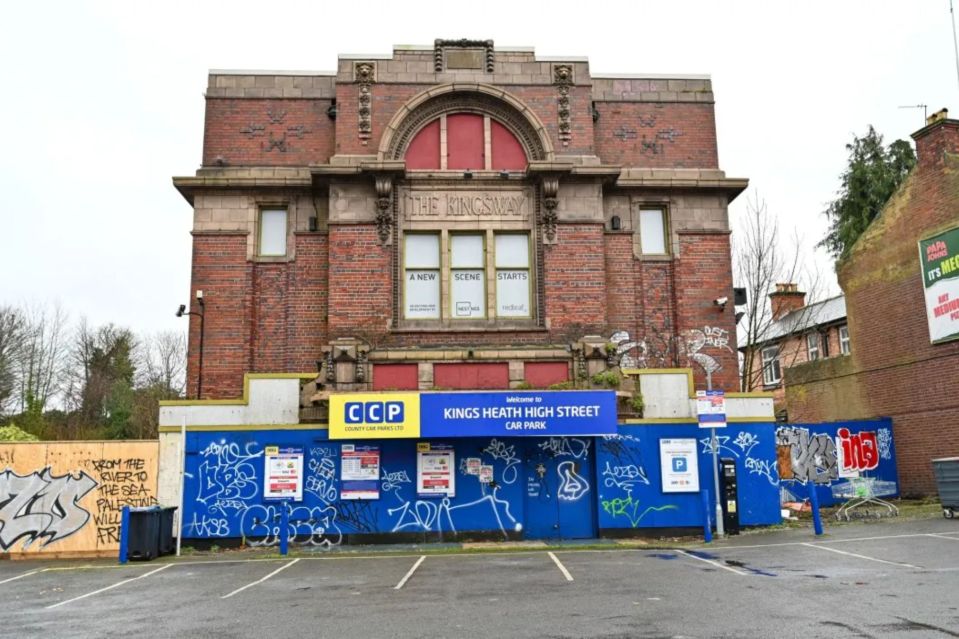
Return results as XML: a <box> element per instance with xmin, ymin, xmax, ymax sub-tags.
<box><xmin>672</xmin><ymin>457</ymin><xmax>687</xmax><ymax>472</ymax></box>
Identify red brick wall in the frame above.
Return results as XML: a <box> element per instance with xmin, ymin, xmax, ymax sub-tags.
<box><xmin>785</xmin><ymin>121</ymin><xmax>959</xmax><ymax>494</ymax></box>
<box><xmin>593</xmin><ymin>102</ymin><xmax>718</xmax><ymax>168</ymax></box>
<box><xmin>605</xmin><ymin>233</ymin><xmax>640</xmax><ymax>339</ymax></box>
<box><xmin>188</xmin><ymin>233</ymin><xmax>251</xmax><ymax>399</ymax></box>
<box><xmin>674</xmin><ymin>232</ymin><xmax>739</xmax><ymax>390</ymax></box>
<box><xmin>543</xmin><ymin>224</ymin><xmax>608</xmax><ymax>333</ymax></box>
<box><xmin>187</xmin><ymin>233</ymin><xmax>331</xmax><ymax>399</ymax></box>
<box><xmin>327</xmin><ymin>225</ymin><xmax>392</xmax><ymax>337</ymax></box>
<box><xmin>288</xmin><ymin>234</ymin><xmax>329</xmax><ymax>372</ymax></box>
<box><xmin>203</xmin><ymin>99</ymin><xmax>335</xmax><ymax>166</ymax></box>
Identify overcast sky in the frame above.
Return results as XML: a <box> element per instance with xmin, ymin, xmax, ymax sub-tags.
<box><xmin>1</xmin><ymin>0</ymin><xmax>956</xmax><ymax>335</ymax></box>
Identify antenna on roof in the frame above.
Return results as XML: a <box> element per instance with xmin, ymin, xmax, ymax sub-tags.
<box><xmin>952</xmin><ymin>0</ymin><xmax>959</xmax><ymax>90</ymax></box>
<box><xmin>898</xmin><ymin>104</ymin><xmax>928</xmax><ymax>122</ymax></box>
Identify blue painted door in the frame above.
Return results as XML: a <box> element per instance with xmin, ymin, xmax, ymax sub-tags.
<box><xmin>523</xmin><ymin>438</ymin><xmax>596</xmax><ymax>539</ymax></box>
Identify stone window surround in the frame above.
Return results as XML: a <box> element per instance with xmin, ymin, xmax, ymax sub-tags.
<box><xmin>632</xmin><ymin>198</ymin><xmax>672</xmax><ymax>259</ymax></box>
<box><xmin>254</xmin><ymin>197</ymin><xmax>294</xmax><ymax>262</ymax></box>
<box><xmin>398</xmin><ymin>226</ymin><xmax>538</xmax><ymax>331</ymax></box>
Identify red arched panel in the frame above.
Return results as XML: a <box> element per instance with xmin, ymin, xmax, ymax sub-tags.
<box><xmin>446</xmin><ymin>113</ymin><xmax>485</xmax><ymax>170</ymax></box>
<box><xmin>491</xmin><ymin>120</ymin><xmax>527</xmax><ymax>170</ymax></box>
<box><xmin>405</xmin><ymin>119</ymin><xmax>440</xmax><ymax>170</ymax></box>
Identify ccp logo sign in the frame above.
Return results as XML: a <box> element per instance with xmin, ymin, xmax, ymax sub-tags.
<box><xmin>344</xmin><ymin>401</ymin><xmax>405</xmax><ymax>424</ymax></box>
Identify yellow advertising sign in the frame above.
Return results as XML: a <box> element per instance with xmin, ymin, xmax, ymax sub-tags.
<box><xmin>328</xmin><ymin>392</ymin><xmax>421</xmax><ymax>439</ymax></box>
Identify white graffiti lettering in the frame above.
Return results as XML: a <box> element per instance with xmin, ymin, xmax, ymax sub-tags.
<box><xmin>557</xmin><ymin>460</ymin><xmax>589</xmax><ymax>501</ymax></box>
<box><xmin>538</xmin><ymin>437</ymin><xmax>590</xmax><ymax>459</ymax></box>
<box><xmin>483</xmin><ymin>438</ymin><xmax>520</xmax><ymax>484</ymax></box>
<box><xmin>0</xmin><ymin>468</ymin><xmax>98</xmax><ymax>550</ymax></box>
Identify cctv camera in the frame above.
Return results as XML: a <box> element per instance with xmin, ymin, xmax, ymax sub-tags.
<box><xmin>714</xmin><ymin>297</ymin><xmax>728</xmax><ymax>307</ymax></box>
<box><xmin>176</xmin><ymin>304</ymin><xmax>186</xmax><ymax>317</ymax></box>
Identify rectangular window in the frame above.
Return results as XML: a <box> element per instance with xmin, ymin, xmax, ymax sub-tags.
<box><xmin>495</xmin><ymin>233</ymin><xmax>530</xmax><ymax>317</ymax></box>
<box><xmin>404</xmin><ymin>234</ymin><xmax>440</xmax><ymax>319</ymax></box>
<box><xmin>450</xmin><ymin>234</ymin><xmax>485</xmax><ymax>318</ymax></box>
<box><xmin>761</xmin><ymin>346</ymin><xmax>782</xmax><ymax>386</ymax></box>
<box><xmin>806</xmin><ymin>333</ymin><xmax>820</xmax><ymax>361</ymax></box>
<box><xmin>639</xmin><ymin>208</ymin><xmax>668</xmax><ymax>254</ymax></box>
<box><xmin>839</xmin><ymin>325</ymin><xmax>851</xmax><ymax>355</ymax></box>
<box><xmin>258</xmin><ymin>208</ymin><xmax>287</xmax><ymax>256</ymax></box>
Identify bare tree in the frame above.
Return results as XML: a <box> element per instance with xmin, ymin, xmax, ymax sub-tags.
<box><xmin>0</xmin><ymin>305</ymin><xmax>25</xmax><ymax>416</ymax></box>
<box><xmin>16</xmin><ymin>303</ymin><xmax>69</xmax><ymax>412</ymax></box>
<box><xmin>733</xmin><ymin>194</ymin><xmax>825</xmax><ymax>392</ymax></box>
<box><xmin>136</xmin><ymin>330</ymin><xmax>187</xmax><ymax>396</ymax></box>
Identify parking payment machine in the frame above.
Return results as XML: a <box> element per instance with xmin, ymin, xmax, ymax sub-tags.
<box><xmin>719</xmin><ymin>458</ymin><xmax>740</xmax><ymax>535</ymax></box>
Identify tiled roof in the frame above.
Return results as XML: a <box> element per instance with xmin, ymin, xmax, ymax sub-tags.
<box><xmin>746</xmin><ymin>295</ymin><xmax>847</xmax><ymax>346</ymax></box>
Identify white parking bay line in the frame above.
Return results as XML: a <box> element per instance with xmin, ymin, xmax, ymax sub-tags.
<box><xmin>46</xmin><ymin>564</ymin><xmax>172</xmax><ymax>610</ymax></box>
<box><xmin>394</xmin><ymin>555</ymin><xmax>426</xmax><ymax>590</ymax></box>
<box><xmin>222</xmin><ymin>558</ymin><xmax>300</xmax><ymax>599</ymax></box>
<box><xmin>800</xmin><ymin>542</ymin><xmax>921</xmax><ymax>569</ymax></box>
<box><xmin>673</xmin><ymin>550</ymin><xmax>748</xmax><ymax>576</ymax></box>
<box><xmin>928</xmin><ymin>533</ymin><xmax>959</xmax><ymax>541</ymax></box>
<box><xmin>548</xmin><ymin>552</ymin><xmax>574</xmax><ymax>582</ymax></box>
<box><xmin>0</xmin><ymin>569</ymin><xmax>42</xmax><ymax>585</ymax></box>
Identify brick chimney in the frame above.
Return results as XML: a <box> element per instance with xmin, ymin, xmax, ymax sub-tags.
<box><xmin>912</xmin><ymin>108</ymin><xmax>959</xmax><ymax>169</ymax></box>
<box><xmin>769</xmin><ymin>283</ymin><xmax>805</xmax><ymax>320</ymax></box>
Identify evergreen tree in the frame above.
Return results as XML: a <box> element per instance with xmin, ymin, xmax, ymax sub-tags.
<box><xmin>819</xmin><ymin>126</ymin><xmax>916</xmax><ymax>260</ymax></box>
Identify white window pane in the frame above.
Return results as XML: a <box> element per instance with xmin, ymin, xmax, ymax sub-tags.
<box><xmin>495</xmin><ymin>234</ymin><xmax>529</xmax><ymax>268</ymax></box>
<box><xmin>405</xmin><ymin>270</ymin><xmax>440</xmax><ymax>318</ymax></box>
<box><xmin>640</xmin><ymin>209</ymin><xmax>666</xmax><ymax>254</ymax></box>
<box><xmin>450</xmin><ymin>234</ymin><xmax>484</xmax><ymax>267</ymax></box>
<box><xmin>259</xmin><ymin>209</ymin><xmax>287</xmax><ymax>255</ymax></box>
<box><xmin>451</xmin><ymin>269</ymin><xmax>485</xmax><ymax>317</ymax></box>
<box><xmin>405</xmin><ymin>234</ymin><xmax>440</xmax><ymax>268</ymax></box>
<box><xmin>496</xmin><ymin>270</ymin><xmax>530</xmax><ymax>317</ymax></box>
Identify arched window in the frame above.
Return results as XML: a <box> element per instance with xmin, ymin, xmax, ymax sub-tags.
<box><xmin>405</xmin><ymin>113</ymin><xmax>528</xmax><ymax>171</ymax></box>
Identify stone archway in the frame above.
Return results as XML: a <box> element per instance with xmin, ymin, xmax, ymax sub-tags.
<box><xmin>378</xmin><ymin>83</ymin><xmax>554</xmax><ymax>163</ymax></box>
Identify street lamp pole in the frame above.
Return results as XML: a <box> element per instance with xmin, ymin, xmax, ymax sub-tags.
<box><xmin>176</xmin><ymin>291</ymin><xmax>206</xmax><ymax>400</ymax></box>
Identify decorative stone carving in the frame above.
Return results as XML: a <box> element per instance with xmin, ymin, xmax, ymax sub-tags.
<box><xmin>238</xmin><ymin>109</ymin><xmax>311</xmax><ymax>154</ymax></box>
<box><xmin>321</xmin><ymin>338</ymin><xmax>372</xmax><ymax>388</ymax></box>
<box><xmin>553</xmin><ymin>64</ymin><xmax>573</xmax><ymax>147</ymax></box>
<box><xmin>356</xmin><ymin>62</ymin><xmax>375</xmax><ymax>145</ymax></box>
<box><xmin>374</xmin><ymin>176</ymin><xmax>393</xmax><ymax>244</ymax></box>
<box><xmin>434</xmin><ymin>39</ymin><xmax>495</xmax><ymax>72</ymax></box>
<box><xmin>540</xmin><ymin>176</ymin><xmax>559</xmax><ymax>243</ymax></box>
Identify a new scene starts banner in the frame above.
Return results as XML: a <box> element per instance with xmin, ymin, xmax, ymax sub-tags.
<box><xmin>920</xmin><ymin>225</ymin><xmax>959</xmax><ymax>344</ymax></box>
<box><xmin>328</xmin><ymin>390</ymin><xmax>617</xmax><ymax>439</ymax></box>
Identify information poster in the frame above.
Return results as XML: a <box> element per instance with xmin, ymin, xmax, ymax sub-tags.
<box><xmin>919</xmin><ymin>225</ymin><xmax>959</xmax><ymax>344</ymax></box>
<box><xmin>341</xmin><ymin>444</ymin><xmax>380</xmax><ymax>500</ymax></box>
<box><xmin>696</xmin><ymin>390</ymin><xmax>727</xmax><ymax>429</ymax></box>
<box><xmin>479</xmin><ymin>465</ymin><xmax>493</xmax><ymax>484</ymax></box>
<box><xmin>659</xmin><ymin>438</ymin><xmax>699</xmax><ymax>493</ymax></box>
<box><xmin>264</xmin><ymin>446</ymin><xmax>304</xmax><ymax>501</ymax></box>
<box><xmin>417</xmin><ymin>443</ymin><xmax>455</xmax><ymax>497</ymax></box>
<box><xmin>466</xmin><ymin>457</ymin><xmax>481</xmax><ymax>475</ymax></box>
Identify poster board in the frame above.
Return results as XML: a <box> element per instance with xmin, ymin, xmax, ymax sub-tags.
<box><xmin>919</xmin><ymin>225</ymin><xmax>959</xmax><ymax>344</ymax></box>
<box><xmin>659</xmin><ymin>438</ymin><xmax>700</xmax><ymax>493</ymax></box>
<box><xmin>341</xmin><ymin>444</ymin><xmax>380</xmax><ymax>500</ymax></box>
<box><xmin>264</xmin><ymin>446</ymin><xmax>304</xmax><ymax>501</ymax></box>
<box><xmin>417</xmin><ymin>443</ymin><xmax>455</xmax><ymax>497</ymax></box>
<box><xmin>696</xmin><ymin>390</ymin><xmax>726</xmax><ymax>429</ymax></box>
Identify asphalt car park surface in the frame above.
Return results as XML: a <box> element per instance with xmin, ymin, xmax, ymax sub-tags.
<box><xmin>2</xmin><ymin>518</ymin><xmax>958</xmax><ymax>639</ymax></box>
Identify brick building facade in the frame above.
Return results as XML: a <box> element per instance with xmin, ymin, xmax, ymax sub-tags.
<box><xmin>785</xmin><ymin>111</ymin><xmax>959</xmax><ymax>495</ymax></box>
<box><xmin>173</xmin><ymin>40</ymin><xmax>747</xmax><ymax>406</ymax></box>
<box><xmin>742</xmin><ymin>287</ymin><xmax>849</xmax><ymax>414</ymax></box>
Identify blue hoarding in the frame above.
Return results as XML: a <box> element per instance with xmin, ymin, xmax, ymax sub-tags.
<box><xmin>420</xmin><ymin>390</ymin><xmax>617</xmax><ymax>437</ymax></box>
